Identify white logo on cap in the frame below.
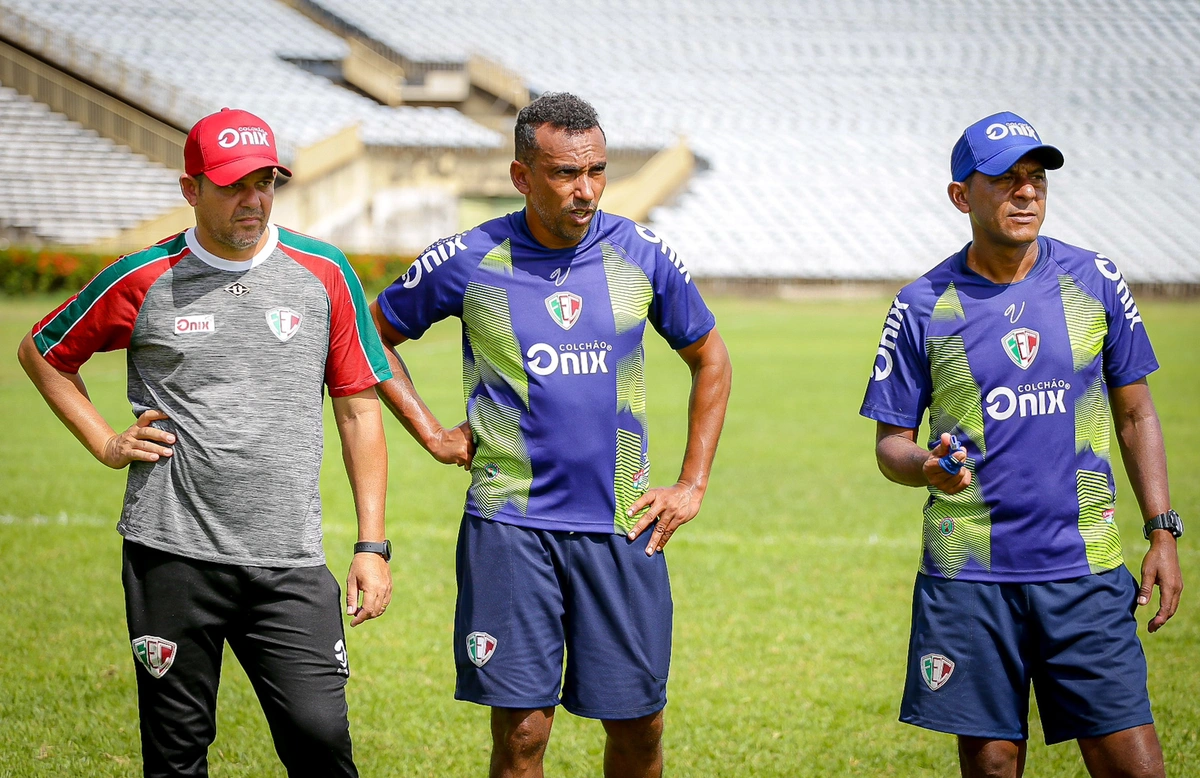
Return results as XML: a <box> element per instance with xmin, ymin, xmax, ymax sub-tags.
<box><xmin>985</xmin><ymin>122</ymin><xmax>1040</xmax><ymax>142</ymax></box>
<box><xmin>217</xmin><ymin>127</ymin><xmax>270</xmax><ymax>149</ymax></box>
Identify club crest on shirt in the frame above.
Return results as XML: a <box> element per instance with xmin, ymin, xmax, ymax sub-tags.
<box><xmin>132</xmin><ymin>635</ymin><xmax>177</xmax><ymax>679</ymax></box>
<box><xmin>466</xmin><ymin>631</ymin><xmax>497</xmax><ymax>667</ymax></box>
<box><xmin>266</xmin><ymin>307</ymin><xmax>302</xmax><ymax>342</ymax></box>
<box><xmin>920</xmin><ymin>652</ymin><xmax>955</xmax><ymax>691</ymax></box>
<box><xmin>1001</xmin><ymin>327</ymin><xmax>1040</xmax><ymax>370</ymax></box>
<box><xmin>545</xmin><ymin>292</ymin><xmax>583</xmax><ymax>331</ymax></box>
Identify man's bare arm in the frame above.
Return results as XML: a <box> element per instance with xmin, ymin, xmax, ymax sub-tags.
<box><xmin>332</xmin><ymin>389</ymin><xmax>392</xmax><ymax>627</ymax></box>
<box><xmin>1110</xmin><ymin>379</ymin><xmax>1181</xmax><ymax>633</ymax></box>
<box><xmin>874</xmin><ymin>423</ymin><xmax>971</xmax><ymax>494</ymax></box>
<box><xmin>17</xmin><ymin>332</ymin><xmax>174</xmax><ymax>468</ymax></box>
<box><xmin>368</xmin><ymin>301</ymin><xmax>472</xmax><ymax>467</ymax></box>
<box><xmin>626</xmin><ymin>328</ymin><xmax>732</xmax><ymax>555</ymax></box>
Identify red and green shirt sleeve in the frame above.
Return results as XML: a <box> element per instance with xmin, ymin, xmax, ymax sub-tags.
<box><xmin>277</xmin><ymin>228</ymin><xmax>393</xmax><ymax>396</ymax></box>
<box><xmin>31</xmin><ymin>235</ymin><xmax>188</xmax><ymax>373</ymax></box>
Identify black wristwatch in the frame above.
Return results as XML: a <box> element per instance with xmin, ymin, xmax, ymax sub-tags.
<box><xmin>354</xmin><ymin>539</ymin><xmax>392</xmax><ymax>562</ymax></box>
<box><xmin>1143</xmin><ymin>510</ymin><xmax>1183</xmax><ymax>541</ymax></box>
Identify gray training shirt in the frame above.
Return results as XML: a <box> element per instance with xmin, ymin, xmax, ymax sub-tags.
<box><xmin>32</xmin><ymin>225</ymin><xmax>392</xmax><ymax>567</ymax></box>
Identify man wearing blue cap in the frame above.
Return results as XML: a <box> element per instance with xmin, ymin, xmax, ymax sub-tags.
<box><xmin>860</xmin><ymin>111</ymin><xmax>1183</xmax><ymax>777</ymax></box>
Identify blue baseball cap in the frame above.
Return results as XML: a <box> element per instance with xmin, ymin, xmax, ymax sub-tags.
<box><xmin>950</xmin><ymin>111</ymin><xmax>1064</xmax><ymax>182</ymax></box>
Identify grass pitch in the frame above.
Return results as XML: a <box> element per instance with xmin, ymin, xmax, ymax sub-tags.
<box><xmin>1</xmin><ymin>293</ymin><xmax>1197</xmax><ymax>777</ymax></box>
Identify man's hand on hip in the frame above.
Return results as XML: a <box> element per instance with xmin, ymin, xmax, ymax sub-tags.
<box><xmin>1139</xmin><ymin>534</ymin><xmax>1183</xmax><ymax>633</ymax></box>
<box><xmin>101</xmin><ymin>409</ymin><xmax>174</xmax><ymax>469</ymax></box>
<box><xmin>346</xmin><ymin>553</ymin><xmax>393</xmax><ymax>627</ymax></box>
<box><xmin>627</xmin><ymin>481</ymin><xmax>705</xmax><ymax>556</ymax></box>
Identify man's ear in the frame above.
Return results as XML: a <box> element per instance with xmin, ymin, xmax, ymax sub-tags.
<box><xmin>180</xmin><ymin>175</ymin><xmax>201</xmax><ymax>207</ymax></box>
<box><xmin>947</xmin><ymin>180</ymin><xmax>971</xmax><ymax>215</ymax></box>
<box><xmin>510</xmin><ymin>159</ymin><xmax>532</xmax><ymax>196</ymax></box>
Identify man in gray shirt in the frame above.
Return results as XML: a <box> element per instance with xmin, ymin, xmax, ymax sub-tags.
<box><xmin>18</xmin><ymin>108</ymin><xmax>393</xmax><ymax>777</ymax></box>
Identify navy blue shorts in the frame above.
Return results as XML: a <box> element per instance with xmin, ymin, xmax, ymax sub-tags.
<box><xmin>901</xmin><ymin>567</ymin><xmax>1153</xmax><ymax>744</ymax></box>
<box><xmin>453</xmin><ymin>515</ymin><xmax>672</xmax><ymax>719</ymax></box>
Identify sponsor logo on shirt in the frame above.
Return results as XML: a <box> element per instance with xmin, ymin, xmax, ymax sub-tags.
<box><xmin>920</xmin><ymin>652</ymin><xmax>954</xmax><ymax>690</ymax></box>
<box><xmin>132</xmin><ymin>635</ymin><xmax>177</xmax><ymax>679</ymax></box>
<box><xmin>525</xmin><ymin>341</ymin><xmax>611</xmax><ymax>376</ymax></box>
<box><xmin>985</xmin><ymin>379</ymin><xmax>1070</xmax><ymax>421</ymax></box>
<box><xmin>174</xmin><ymin>314</ymin><xmax>214</xmax><ymax>334</ymax></box>
<box><xmin>333</xmin><ymin>639</ymin><xmax>349</xmax><ymax>677</ymax></box>
<box><xmin>401</xmin><ymin>235</ymin><xmax>469</xmax><ymax>289</ymax></box>
<box><xmin>634</xmin><ymin>224</ymin><xmax>692</xmax><ymax>283</ymax></box>
<box><xmin>217</xmin><ymin>126</ymin><xmax>270</xmax><ymax>149</ymax></box>
<box><xmin>545</xmin><ymin>291</ymin><xmax>583</xmax><ymax>330</ymax></box>
<box><xmin>466</xmin><ymin>631</ymin><xmax>497</xmax><ymax>667</ymax></box>
<box><xmin>872</xmin><ymin>296</ymin><xmax>910</xmax><ymax>381</ymax></box>
<box><xmin>265</xmin><ymin>308</ymin><xmax>302</xmax><ymax>342</ymax></box>
<box><xmin>1093</xmin><ymin>254</ymin><xmax>1143</xmax><ymax>331</ymax></box>
<box><xmin>1001</xmin><ymin>327</ymin><xmax>1040</xmax><ymax>369</ymax></box>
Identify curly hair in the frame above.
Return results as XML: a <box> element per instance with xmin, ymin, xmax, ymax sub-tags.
<box><xmin>514</xmin><ymin>92</ymin><xmax>605</xmax><ymax>165</ymax></box>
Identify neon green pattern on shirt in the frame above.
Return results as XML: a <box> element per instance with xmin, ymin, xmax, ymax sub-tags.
<box><xmin>926</xmin><ymin>335</ymin><xmax>987</xmax><ymax>457</ymax></box>
<box><xmin>1076</xmin><ymin>469</ymin><xmax>1123</xmax><ymax>572</ymax></box>
<box><xmin>1058</xmin><ymin>274</ymin><xmax>1107</xmax><ymax>372</ymax></box>
<box><xmin>601</xmin><ymin>241</ymin><xmax>653</xmax><ymax>334</ymax></box>
<box><xmin>613</xmin><ymin>429</ymin><xmax>645</xmax><ymax>534</ymax></box>
<box><xmin>1075</xmin><ymin>375</ymin><xmax>1111</xmax><ymax>460</ymax></box>
<box><xmin>463</xmin><ymin>280</ymin><xmax>529</xmax><ymax>408</ymax></box>
<box><xmin>921</xmin><ymin>458</ymin><xmax>991</xmax><ymax>578</ymax></box>
<box><xmin>468</xmin><ymin>395</ymin><xmax>532</xmax><ymax>519</ymax></box>
<box><xmin>932</xmin><ymin>282</ymin><xmax>966</xmax><ymax>322</ymax></box>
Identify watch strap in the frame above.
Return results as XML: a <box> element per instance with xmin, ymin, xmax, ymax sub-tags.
<box><xmin>1143</xmin><ymin>510</ymin><xmax>1183</xmax><ymax>540</ymax></box>
<box><xmin>354</xmin><ymin>539</ymin><xmax>392</xmax><ymax>561</ymax></box>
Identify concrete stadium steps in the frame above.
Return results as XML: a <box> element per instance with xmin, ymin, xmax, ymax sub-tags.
<box><xmin>303</xmin><ymin>0</ymin><xmax>1200</xmax><ymax>283</ymax></box>
<box><xmin>0</xmin><ymin>85</ymin><xmax>181</xmax><ymax>245</ymax></box>
<box><xmin>0</xmin><ymin>0</ymin><xmax>502</xmax><ymax>157</ymax></box>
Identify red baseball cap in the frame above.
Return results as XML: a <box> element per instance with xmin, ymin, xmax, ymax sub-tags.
<box><xmin>184</xmin><ymin>108</ymin><xmax>292</xmax><ymax>186</ymax></box>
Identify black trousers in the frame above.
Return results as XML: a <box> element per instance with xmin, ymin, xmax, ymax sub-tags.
<box><xmin>122</xmin><ymin>541</ymin><xmax>358</xmax><ymax>778</ymax></box>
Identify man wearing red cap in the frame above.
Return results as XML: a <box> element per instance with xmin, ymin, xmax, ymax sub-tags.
<box><xmin>18</xmin><ymin>108</ymin><xmax>393</xmax><ymax>777</ymax></box>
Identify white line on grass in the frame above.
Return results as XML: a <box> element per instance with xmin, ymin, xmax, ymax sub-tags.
<box><xmin>0</xmin><ymin>513</ymin><xmax>111</xmax><ymax>527</ymax></box>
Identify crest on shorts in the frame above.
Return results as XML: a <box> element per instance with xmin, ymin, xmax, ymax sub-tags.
<box><xmin>466</xmin><ymin>631</ymin><xmax>497</xmax><ymax>667</ymax></box>
<box><xmin>1001</xmin><ymin>327</ymin><xmax>1040</xmax><ymax>370</ymax></box>
<box><xmin>132</xmin><ymin>635</ymin><xmax>177</xmax><ymax>679</ymax></box>
<box><xmin>920</xmin><ymin>652</ymin><xmax>955</xmax><ymax>691</ymax></box>
<box><xmin>266</xmin><ymin>307</ymin><xmax>303</xmax><ymax>342</ymax></box>
<box><xmin>545</xmin><ymin>292</ymin><xmax>583</xmax><ymax>330</ymax></box>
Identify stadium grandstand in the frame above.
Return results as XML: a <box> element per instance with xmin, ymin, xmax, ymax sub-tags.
<box><xmin>0</xmin><ymin>0</ymin><xmax>1198</xmax><ymax>284</ymax></box>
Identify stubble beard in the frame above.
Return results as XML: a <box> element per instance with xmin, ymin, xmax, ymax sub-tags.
<box><xmin>532</xmin><ymin>197</ymin><xmax>591</xmax><ymax>245</ymax></box>
<box><xmin>211</xmin><ymin>209</ymin><xmax>267</xmax><ymax>252</ymax></box>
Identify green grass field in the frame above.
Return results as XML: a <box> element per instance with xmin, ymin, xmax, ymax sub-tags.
<box><xmin>1</xmin><ymin>294</ymin><xmax>1196</xmax><ymax>777</ymax></box>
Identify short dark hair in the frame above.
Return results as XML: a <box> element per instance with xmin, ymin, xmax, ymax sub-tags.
<box><xmin>514</xmin><ymin>92</ymin><xmax>604</xmax><ymax>165</ymax></box>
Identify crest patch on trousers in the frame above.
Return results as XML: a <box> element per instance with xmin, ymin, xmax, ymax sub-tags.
<box><xmin>132</xmin><ymin>635</ymin><xmax>177</xmax><ymax>679</ymax></box>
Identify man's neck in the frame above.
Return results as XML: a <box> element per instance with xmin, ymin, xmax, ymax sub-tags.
<box><xmin>193</xmin><ymin>227</ymin><xmax>269</xmax><ymax>263</ymax></box>
<box><xmin>965</xmin><ymin>237</ymin><xmax>1040</xmax><ymax>285</ymax></box>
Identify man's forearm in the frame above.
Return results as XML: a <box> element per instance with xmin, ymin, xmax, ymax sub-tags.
<box><xmin>677</xmin><ymin>332</ymin><xmax>732</xmax><ymax>491</ymax></box>
<box><xmin>376</xmin><ymin>344</ymin><xmax>453</xmax><ymax>451</ymax></box>
<box><xmin>18</xmin><ymin>332</ymin><xmax>116</xmax><ymax>461</ymax></box>
<box><xmin>333</xmin><ymin>393</ymin><xmax>388</xmax><ymax>542</ymax></box>
<box><xmin>875</xmin><ymin>433</ymin><xmax>933</xmax><ymax>487</ymax></box>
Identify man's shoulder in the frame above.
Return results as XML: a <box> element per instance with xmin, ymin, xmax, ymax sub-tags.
<box><xmin>90</xmin><ymin>231</ymin><xmax>190</xmax><ymax>292</ymax></box>
<box><xmin>892</xmin><ymin>251</ymin><xmax>966</xmax><ymax>318</ymax></box>
<box><xmin>593</xmin><ymin>212</ymin><xmax>667</xmax><ymax>260</ymax></box>
<box><xmin>274</xmin><ymin>225</ymin><xmax>348</xmax><ymax>263</ymax></box>
<box><xmin>1042</xmin><ymin>236</ymin><xmax>1124</xmax><ymax>295</ymax></box>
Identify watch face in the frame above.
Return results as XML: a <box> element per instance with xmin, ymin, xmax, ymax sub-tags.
<box><xmin>382</xmin><ymin>539</ymin><xmax>393</xmax><ymax>561</ymax></box>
